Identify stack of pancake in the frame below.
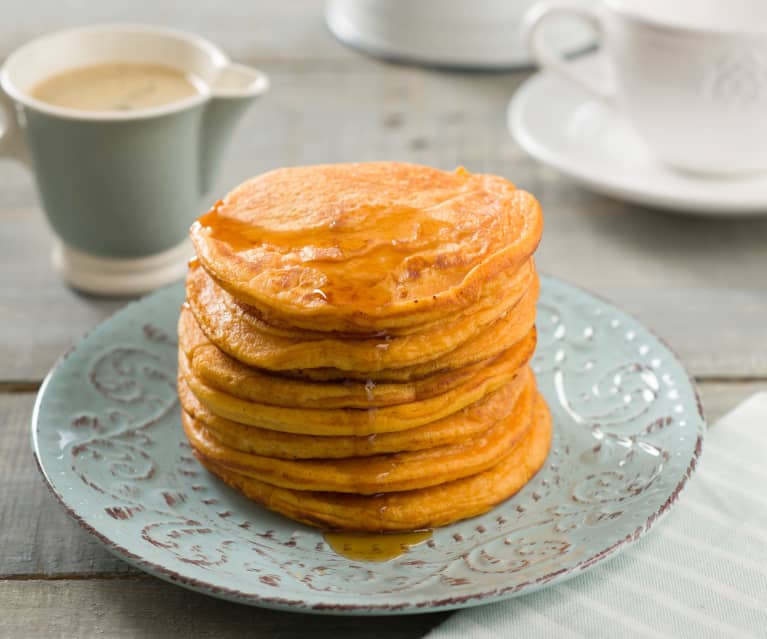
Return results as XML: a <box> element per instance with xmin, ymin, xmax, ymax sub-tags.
<box><xmin>178</xmin><ymin>162</ymin><xmax>551</xmax><ymax>532</ymax></box>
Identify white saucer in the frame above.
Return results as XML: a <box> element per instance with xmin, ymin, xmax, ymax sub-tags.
<box><xmin>52</xmin><ymin>239</ymin><xmax>193</xmax><ymax>297</ymax></box>
<box><xmin>325</xmin><ymin>0</ymin><xmax>593</xmax><ymax>70</ymax></box>
<box><xmin>508</xmin><ymin>56</ymin><xmax>767</xmax><ymax>216</ymax></box>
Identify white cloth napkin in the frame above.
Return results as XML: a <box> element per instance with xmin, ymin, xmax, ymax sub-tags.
<box><xmin>428</xmin><ymin>393</ymin><xmax>767</xmax><ymax>639</ymax></box>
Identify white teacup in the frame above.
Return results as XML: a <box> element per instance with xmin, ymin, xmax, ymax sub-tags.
<box><xmin>523</xmin><ymin>0</ymin><xmax>767</xmax><ymax>175</ymax></box>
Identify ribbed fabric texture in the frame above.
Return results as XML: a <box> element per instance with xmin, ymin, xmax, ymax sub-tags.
<box><xmin>428</xmin><ymin>393</ymin><xmax>767</xmax><ymax>639</ymax></box>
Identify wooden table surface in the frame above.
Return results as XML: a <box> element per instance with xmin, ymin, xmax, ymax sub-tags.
<box><xmin>2</xmin><ymin>2</ymin><xmax>766</xmax><ymax>637</ymax></box>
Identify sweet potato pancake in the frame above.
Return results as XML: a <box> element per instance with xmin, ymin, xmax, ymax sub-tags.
<box><xmin>185</xmin><ymin>258</ymin><xmax>538</xmax><ymax>373</ymax></box>
<box><xmin>179</xmin><ymin>162</ymin><xmax>549</xmax><ymax>532</ymax></box>
<box><xmin>193</xmin><ymin>395</ymin><xmax>552</xmax><ymax>532</ymax></box>
<box><xmin>177</xmin><ymin>368</ymin><xmax>530</xmax><ymax>459</ymax></box>
<box><xmin>190</xmin><ymin>162</ymin><xmax>543</xmax><ymax>332</ymax></box>
<box><xmin>178</xmin><ymin>303</ymin><xmax>537</xmax><ymax>408</ymax></box>
<box><xmin>182</xmin><ymin>374</ymin><xmax>537</xmax><ymax>494</ymax></box>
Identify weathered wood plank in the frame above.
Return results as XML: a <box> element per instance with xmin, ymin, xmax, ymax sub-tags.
<box><xmin>3</xmin><ymin>66</ymin><xmax>767</xmax><ymax>381</ymax></box>
<box><xmin>0</xmin><ymin>0</ymin><xmax>353</xmax><ymax>64</ymax></box>
<box><xmin>0</xmin><ymin>209</ymin><xmax>125</xmax><ymax>382</ymax></box>
<box><xmin>0</xmin><ymin>393</ymin><xmax>136</xmax><ymax>576</ymax></box>
<box><xmin>696</xmin><ymin>382</ymin><xmax>767</xmax><ymax>419</ymax></box>
<box><xmin>2</xmin><ymin>382</ymin><xmax>762</xmax><ymax>578</ymax></box>
<box><xmin>0</xmin><ymin>579</ymin><xmax>448</xmax><ymax>639</ymax></box>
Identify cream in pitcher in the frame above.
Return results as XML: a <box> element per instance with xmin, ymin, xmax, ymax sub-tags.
<box><xmin>30</xmin><ymin>62</ymin><xmax>202</xmax><ymax>112</ymax></box>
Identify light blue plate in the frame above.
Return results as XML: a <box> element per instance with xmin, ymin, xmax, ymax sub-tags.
<box><xmin>32</xmin><ymin>276</ymin><xmax>705</xmax><ymax>614</ymax></box>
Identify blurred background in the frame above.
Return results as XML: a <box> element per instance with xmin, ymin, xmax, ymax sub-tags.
<box><xmin>3</xmin><ymin>0</ymin><xmax>766</xmax><ymax>380</ymax></box>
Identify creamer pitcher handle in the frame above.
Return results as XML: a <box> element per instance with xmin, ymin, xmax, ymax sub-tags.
<box><xmin>0</xmin><ymin>84</ymin><xmax>29</xmax><ymax>165</ymax></box>
<box><xmin>199</xmin><ymin>63</ymin><xmax>269</xmax><ymax>194</ymax></box>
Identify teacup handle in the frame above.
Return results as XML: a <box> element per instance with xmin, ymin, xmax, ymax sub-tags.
<box><xmin>523</xmin><ymin>0</ymin><xmax>614</xmax><ymax>102</ymax></box>
<box><xmin>0</xmin><ymin>87</ymin><xmax>29</xmax><ymax>165</ymax></box>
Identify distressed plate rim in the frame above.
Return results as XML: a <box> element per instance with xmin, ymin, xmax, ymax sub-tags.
<box><xmin>32</xmin><ymin>275</ymin><xmax>705</xmax><ymax>615</ymax></box>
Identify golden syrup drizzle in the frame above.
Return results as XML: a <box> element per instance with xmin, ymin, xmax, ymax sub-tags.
<box><xmin>193</xmin><ymin>202</ymin><xmax>466</xmax><ymax>311</ymax></box>
<box><xmin>323</xmin><ymin>530</ymin><xmax>433</xmax><ymax>562</ymax></box>
<box><xmin>195</xmin><ymin>202</ymin><xmax>269</xmax><ymax>252</ymax></box>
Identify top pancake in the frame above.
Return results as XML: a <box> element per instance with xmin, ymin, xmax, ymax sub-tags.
<box><xmin>190</xmin><ymin>162</ymin><xmax>543</xmax><ymax>333</ymax></box>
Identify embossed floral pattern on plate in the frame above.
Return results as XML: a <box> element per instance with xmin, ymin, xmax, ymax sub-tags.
<box><xmin>32</xmin><ymin>277</ymin><xmax>705</xmax><ymax>614</ymax></box>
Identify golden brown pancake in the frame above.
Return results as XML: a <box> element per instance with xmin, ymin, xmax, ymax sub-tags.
<box><xmin>194</xmin><ymin>255</ymin><xmax>536</xmax><ymax>341</ymax></box>
<box><xmin>179</xmin><ymin>304</ymin><xmax>537</xmax><ymax>408</ymax></box>
<box><xmin>179</xmin><ymin>341</ymin><xmax>530</xmax><ymax>436</ymax></box>
<box><xmin>193</xmin><ymin>393</ymin><xmax>552</xmax><ymax>532</ymax></box>
<box><xmin>185</xmin><ymin>260</ymin><xmax>539</xmax><ymax>375</ymax></box>
<box><xmin>190</xmin><ymin>163</ymin><xmax>543</xmax><ymax>333</ymax></box>
<box><xmin>182</xmin><ymin>373</ymin><xmax>536</xmax><ymax>494</ymax></box>
<box><xmin>177</xmin><ymin>369</ymin><xmax>530</xmax><ymax>459</ymax></box>
<box><xmin>180</xmin><ymin>162</ymin><xmax>550</xmax><ymax>532</ymax></box>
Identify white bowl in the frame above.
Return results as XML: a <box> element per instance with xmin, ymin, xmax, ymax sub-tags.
<box><xmin>326</xmin><ymin>0</ymin><xmax>593</xmax><ymax>70</ymax></box>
